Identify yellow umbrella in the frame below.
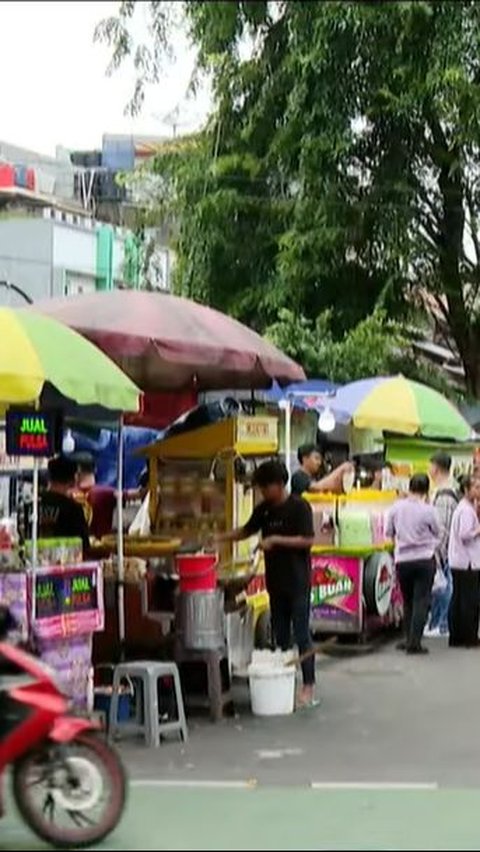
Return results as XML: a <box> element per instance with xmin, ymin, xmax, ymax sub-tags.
<box><xmin>0</xmin><ymin>307</ymin><xmax>140</xmax><ymax>412</ymax></box>
<box><xmin>0</xmin><ymin>307</ymin><xmax>141</xmax><ymax>578</ymax></box>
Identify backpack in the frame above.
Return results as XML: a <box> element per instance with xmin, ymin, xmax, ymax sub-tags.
<box><xmin>432</xmin><ymin>488</ymin><xmax>459</xmax><ymax>507</ymax></box>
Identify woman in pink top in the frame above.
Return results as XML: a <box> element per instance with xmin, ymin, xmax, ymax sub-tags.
<box><xmin>448</xmin><ymin>475</ymin><xmax>480</xmax><ymax>648</ymax></box>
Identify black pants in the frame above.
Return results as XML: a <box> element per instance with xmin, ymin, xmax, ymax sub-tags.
<box><xmin>449</xmin><ymin>569</ymin><xmax>480</xmax><ymax>648</ymax></box>
<box><xmin>269</xmin><ymin>589</ymin><xmax>315</xmax><ymax>686</ymax></box>
<box><xmin>397</xmin><ymin>559</ymin><xmax>435</xmax><ymax>651</ymax></box>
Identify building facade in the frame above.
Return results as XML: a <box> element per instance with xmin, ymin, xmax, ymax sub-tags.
<box><xmin>0</xmin><ymin>135</ymin><xmax>174</xmax><ymax>305</ymax></box>
<box><xmin>0</xmin><ymin>208</ymin><xmax>135</xmax><ymax>306</ymax></box>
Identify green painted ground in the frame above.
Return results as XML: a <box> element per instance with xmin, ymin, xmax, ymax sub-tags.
<box><xmin>2</xmin><ymin>787</ymin><xmax>480</xmax><ymax>850</ymax></box>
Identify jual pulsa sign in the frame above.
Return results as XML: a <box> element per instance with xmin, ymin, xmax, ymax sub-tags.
<box><xmin>5</xmin><ymin>408</ymin><xmax>62</xmax><ymax>458</ymax></box>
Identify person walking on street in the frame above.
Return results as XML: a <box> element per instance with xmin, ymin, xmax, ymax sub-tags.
<box><xmin>215</xmin><ymin>460</ymin><xmax>316</xmax><ymax>707</ymax></box>
<box><xmin>448</xmin><ymin>475</ymin><xmax>480</xmax><ymax>648</ymax></box>
<box><xmin>425</xmin><ymin>452</ymin><xmax>458</xmax><ymax>637</ymax></box>
<box><xmin>386</xmin><ymin>474</ymin><xmax>440</xmax><ymax>655</ymax></box>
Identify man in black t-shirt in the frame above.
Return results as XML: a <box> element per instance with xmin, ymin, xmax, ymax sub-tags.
<box><xmin>291</xmin><ymin>443</ymin><xmax>354</xmax><ymax>496</ymax></box>
<box><xmin>37</xmin><ymin>456</ymin><xmax>90</xmax><ymax>558</ymax></box>
<box><xmin>215</xmin><ymin>460</ymin><xmax>316</xmax><ymax>707</ymax></box>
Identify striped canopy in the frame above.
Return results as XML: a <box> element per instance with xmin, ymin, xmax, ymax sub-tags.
<box><xmin>323</xmin><ymin>376</ymin><xmax>472</xmax><ymax>441</ymax></box>
<box><xmin>0</xmin><ymin>307</ymin><xmax>140</xmax><ymax>413</ymax></box>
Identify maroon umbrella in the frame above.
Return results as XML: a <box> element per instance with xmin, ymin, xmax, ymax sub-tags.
<box><xmin>30</xmin><ymin>291</ymin><xmax>305</xmax><ymax>391</ymax></box>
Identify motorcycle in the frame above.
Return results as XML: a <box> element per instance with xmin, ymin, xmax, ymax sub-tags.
<box><xmin>0</xmin><ymin>606</ymin><xmax>126</xmax><ymax>848</ymax></box>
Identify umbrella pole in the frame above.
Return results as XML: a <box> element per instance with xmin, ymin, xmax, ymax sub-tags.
<box><xmin>285</xmin><ymin>397</ymin><xmax>292</xmax><ymax>488</ymax></box>
<box><xmin>29</xmin><ymin>456</ymin><xmax>40</xmax><ymax>633</ymax></box>
<box><xmin>31</xmin><ymin>458</ymin><xmax>39</xmax><ymax>570</ymax></box>
<box><xmin>116</xmin><ymin>416</ymin><xmax>126</xmax><ymax>661</ymax></box>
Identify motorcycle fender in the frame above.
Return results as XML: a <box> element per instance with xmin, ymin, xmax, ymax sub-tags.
<box><xmin>49</xmin><ymin>716</ymin><xmax>101</xmax><ymax>743</ymax></box>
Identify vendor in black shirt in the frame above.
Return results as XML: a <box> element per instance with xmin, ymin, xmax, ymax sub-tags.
<box><xmin>38</xmin><ymin>456</ymin><xmax>90</xmax><ymax>558</ymax></box>
<box><xmin>291</xmin><ymin>443</ymin><xmax>354</xmax><ymax>496</ymax></box>
<box><xmin>215</xmin><ymin>460</ymin><xmax>316</xmax><ymax>707</ymax></box>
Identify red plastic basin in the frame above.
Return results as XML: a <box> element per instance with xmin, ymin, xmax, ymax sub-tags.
<box><xmin>175</xmin><ymin>553</ymin><xmax>217</xmax><ymax>593</ymax></box>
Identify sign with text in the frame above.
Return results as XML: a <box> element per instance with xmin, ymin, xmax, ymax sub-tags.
<box><xmin>32</xmin><ymin>564</ymin><xmax>104</xmax><ymax>640</ymax></box>
<box><xmin>310</xmin><ymin>554</ymin><xmax>363</xmax><ymax>634</ymax></box>
<box><xmin>235</xmin><ymin>417</ymin><xmax>278</xmax><ymax>452</ymax></box>
<box><xmin>6</xmin><ymin>408</ymin><xmax>62</xmax><ymax>457</ymax></box>
<box><xmin>35</xmin><ymin>566</ymin><xmax>98</xmax><ymax>620</ymax></box>
<box><xmin>0</xmin><ymin>428</ymin><xmax>47</xmax><ymax>471</ymax></box>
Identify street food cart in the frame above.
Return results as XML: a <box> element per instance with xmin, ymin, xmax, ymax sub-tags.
<box><xmin>140</xmin><ymin>415</ymin><xmax>280</xmax><ymax>660</ymax></box>
<box><xmin>0</xmin><ymin>535</ymin><xmax>105</xmax><ymax>709</ymax></box>
<box><xmin>305</xmin><ymin>489</ymin><xmax>400</xmax><ymax>639</ymax></box>
<box><xmin>277</xmin><ymin>375</ymin><xmax>476</xmax><ymax>641</ymax></box>
<box><xmin>139</xmin><ymin>413</ymin><xmax>405</xmax><ymax>653</ymax></box>
<box><xmin>385</xmin><ymin>435</ymin><xmax>478</xmax><ymax>481</ymax></box>
<box><xmin>0</xmin><ymin>306</ymin><xmax>141</xmax><ymax>706</ymax></box>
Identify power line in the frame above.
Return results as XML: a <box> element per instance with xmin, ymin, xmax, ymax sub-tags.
<box><xmin>0</xmin><ymin>280</ymin><xmax>32</xmax><ymax>304</ymax></box>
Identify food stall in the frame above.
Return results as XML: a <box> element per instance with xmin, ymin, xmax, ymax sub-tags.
<box><xmin>278</xmin><ymin>375</ymin><xmax>477</xmax><ymax>640</ymax></box>
<box><xmin>0</xmin><ymin>306</ymin><xmax>142</xmax><ymax>709</ymax></box>
<box><xmin>0</xmin><ymin>538</ymin><xmax>104</xmax><ymax>709</ymax></box>
<box><xmin>88</xmin><ymin>413</ymin><xmax>318</xmax><ymax>664</ymax></box>
<box><xmin>138</xmin><ymin>409</ymin><xmax>405</xmax><ymax>651</ymax></box>
<box><xmin>0</xmin><ymin>408</ymin><xmax>106</xmax><ymax>709</ymax></box>
<box><xmin>139</xmin><ymin>415</ymin><xmax>280</xmax><ymax>663</ymax></box>
<box><xmin>385</xmin><ymin>435</ymin><xmax>477</xmax><ymax>480</ymax></box>
<box><xmin>301</xmin><ymin>434</ymin><xmax>477</xmax><ymax>640</ymax></box>
<box><xmin>305</xmin><ymin>489</ymin><xmax>400</xmax><ymax>639</ymax></box>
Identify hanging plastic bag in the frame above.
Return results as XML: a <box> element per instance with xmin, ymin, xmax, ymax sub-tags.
<box><xmin>128</xmin><ymin>493</ymin><xmax>151</xmax><ymax>537</ymax></box>
<box><xmin>432</xmin><ymin>566</ymin><xmax>448</xmax><ymax>594</ymax></box>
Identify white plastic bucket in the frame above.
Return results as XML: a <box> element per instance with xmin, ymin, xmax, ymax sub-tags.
<box><xmin>247</xmin><ymin>650</ymin><xmax>296</xmax><ymax>716</ymax></box>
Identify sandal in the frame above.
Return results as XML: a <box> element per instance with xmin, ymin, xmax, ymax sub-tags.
<box><xmin>296</xmin><ymin>698</ymin><xmax>321</xmax><ymax>710</ymax></box>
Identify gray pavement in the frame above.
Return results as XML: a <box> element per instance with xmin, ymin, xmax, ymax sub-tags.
<box><xmin>122</xmin><ymin>636</ymin><xmax>480</xmax><ymax>788</ymax></box>
<box><xmin>4</xmin><ymin>637</ymin><xmax>480</xmax><ymax>849</ymax></box>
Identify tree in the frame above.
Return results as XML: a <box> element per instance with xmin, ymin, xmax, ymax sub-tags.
<box><xmin>265</xmin><ymin>309</ymin><xmax>402</xmax><ymax>382</ymax></box>
<box><xmin>96</xmin><ymin>1</ymin><xmax>398</xmax><ymax>334</ymax></box>
<box><xmin>267</xmin><ymin>0</ymin><xmax>480</xmax><ymax>395</ymax></box>
<box><xmin>97</xmin><ymin>1</ymin><xmax>480</xmax><ymax>394</ymax></box>
<box><xmin>265</xmin><ymin>308</ymin><xmax>453</xmax><ymax>394</ymax></box>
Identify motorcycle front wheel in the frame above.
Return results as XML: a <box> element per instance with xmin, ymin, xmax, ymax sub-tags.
<box><xmin>13</xmin><ymin>732</ymin><xmax>127</xmax><ymax>849</ymax></box>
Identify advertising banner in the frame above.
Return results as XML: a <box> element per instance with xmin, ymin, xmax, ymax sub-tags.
<box><xmin>310</xmin><ymin>554</ymin><xmax>363</xmax><ymax>634</ymax></box>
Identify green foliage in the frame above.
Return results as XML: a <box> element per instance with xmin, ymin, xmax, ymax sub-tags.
<box><xmin>266</xmin><ymin>308</ymin><xmax>453</xmax><ymax>396</ymax></box>
<box><xmin>97</xmin><ymin>1</ymin><xmax>480</xmax><ymax>395</ymax></box>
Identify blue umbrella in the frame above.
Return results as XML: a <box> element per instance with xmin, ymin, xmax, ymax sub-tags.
<box><xmin>266</xmin><ymin>379</ymin><xmax>340</xmax><ymax>411</ymax></box>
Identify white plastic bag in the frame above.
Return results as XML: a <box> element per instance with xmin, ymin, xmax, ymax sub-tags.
<box><xmin>432</xmin><ymin>566</ymin><xmax>448</xmax><ymax>594</ymax></box>
<box><xmin>128</xmin><ymin>493</ymin><xmax>151</xmax><ymax>537</ymax></box>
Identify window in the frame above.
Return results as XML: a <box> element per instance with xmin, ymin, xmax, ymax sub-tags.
<box><xmin>64</xmin><ymin>275</ymin><xmax>96</xmax><ymax>296</ymax></box>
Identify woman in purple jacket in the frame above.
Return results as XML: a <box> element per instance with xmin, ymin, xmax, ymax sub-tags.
<box><xmin>448</xmin><ymin>475</ymin><xmax>480</xmax><ymax>648</ymax></box>
<box><xmin>386</xmin><ymin>474</ymin><xmax>440</xmax><ymax>655</ymax></box>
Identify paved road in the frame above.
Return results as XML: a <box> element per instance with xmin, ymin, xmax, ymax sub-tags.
<box><xmin>3</xmin><ymin>638</ymin><xmax>480</xmax><ymax>849</ymax></box>
<box><xmin>2</xmin><ymin>787</ymin><xmax>480</xmax><ymax>850</ymax></box>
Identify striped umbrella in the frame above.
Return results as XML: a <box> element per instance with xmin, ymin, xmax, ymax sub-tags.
<box><xmin>0</xmin><ymin>307</ymin><xmax>140</xmax><ymax>413</ymax></box>
<box><xmin>322</xmin><ymin>376</ymin><xmax>472</xmax><ymax>441</ymax></box>
<box><xmin>0</xmin><ymin>307</ymin><xmax>141</xmax><ymax>582</ymax></box>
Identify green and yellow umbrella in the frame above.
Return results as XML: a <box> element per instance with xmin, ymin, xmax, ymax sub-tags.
<box><xmin>324</xmin><ymin>375</ymin><xmax>472</xmax><ymax>441</ymax></box>
<box><xmin>0</xmin><ymin>307</ymin><xmax>140</xmax><ymax>412</ymax></box>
